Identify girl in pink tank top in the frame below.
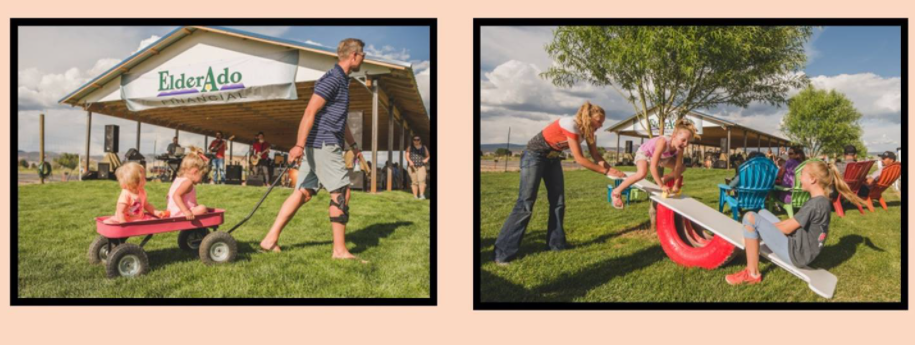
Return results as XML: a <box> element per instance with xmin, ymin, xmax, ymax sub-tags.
<box><xmin>610</xmin><ymin>119</ymin><xmax>700</xmax><ymax>209</ymax></box>
<box><xmin>167</xmin><ymin>147</ymin><xmax>210</xmax><ymax>220</ymax></box>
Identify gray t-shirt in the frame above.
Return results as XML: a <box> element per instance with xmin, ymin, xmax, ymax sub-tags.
<box><xmin>788</xmin><ymin>196</ymin><xmax>832</xmax><ymax>267</ymax></box>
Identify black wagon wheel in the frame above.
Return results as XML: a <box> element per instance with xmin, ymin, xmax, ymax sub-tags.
<box><xmin>199</xmin><ymin>231</ymin><xmax>238</xmax><ymax>265</ymax></box>
<box><xmin>105</xmin><ymin>243</ymin><xmax>149</xmax><ymax>278</ymax></box>
<box><xmin>87</xmin><ymin>235</ymin><xmax>112</xmax><ymax>265</ymax></box>
<box><xmin>178</xmin><ymin>228</ymin><xmax>209</xmax><ymax>252</ymax></box>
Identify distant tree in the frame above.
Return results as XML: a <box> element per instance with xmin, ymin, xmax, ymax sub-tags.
<box><xmin>781</xmin><ymin>87</ymin><xmax>863</xmax><ymax>159</ymax></box>
<box><xmin>29</xmin><ymin>163</ymin><xmax>37</xmax><ymax>169</ymax></box>
<box><xmin>19</xmin><ymin>159</ymin><xmax>28</xmax><ymax>169</ymax></box>
<box><xmin>53</xmin><ymin>153</ymin><xmax>80</xmax><ymax>170</ymax></box>
<box><xmin>542</xmin><ymin>26</ymin><xmax>812</xmax><ymax>137</ymax></box>
<box><xmin>495</xmin><ymin>148</ymin><xmax>512</xmax><ymax>156</ymax></box>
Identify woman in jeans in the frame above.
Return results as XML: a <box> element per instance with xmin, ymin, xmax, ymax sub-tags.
<box><xmin>493</xmin><ymin>102</ymin><xmax>625</xmax><ymax>265</ymax></box>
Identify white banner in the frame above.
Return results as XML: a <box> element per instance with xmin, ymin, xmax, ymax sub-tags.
<box><xmin>121</xmin><ymin>50</ymin><xmax>299</xmax><ymax>111</ymax></box>
<box><xmin>629</xmin><ymin>112</ymin><xmax>706</xmax><ymax>136</ymax></box>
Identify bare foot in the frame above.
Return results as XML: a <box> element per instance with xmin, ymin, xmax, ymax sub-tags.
<box><xmin>332</xmin><ymin>251</ymin><xmax>368</xmax><ymax>263</ymax></box>
<box><xmin>258</xmin><ymin>241</ymin><xmax>281</xmax><ymax>253</ymax></box>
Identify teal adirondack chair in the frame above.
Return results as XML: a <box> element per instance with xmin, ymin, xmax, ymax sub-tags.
<box><xmin>768</xmin><ymin>159</ymin><xmax>821</xmax><ymax>218</ymax></box>
<box><xmin>608</xmin><ymin>178</ymin><xmax>633</xmax><ymax>205</ymax></box>
<box><xmin>718</xmin><ymin>157</ymin><xmax>778</xmax><ymax>221</ymax></box>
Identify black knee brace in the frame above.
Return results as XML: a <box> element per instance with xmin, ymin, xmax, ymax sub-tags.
<box><xmin>329</xmin><ymin>186</ymin><xmax>350</xmax><ymax>224</ymax></box>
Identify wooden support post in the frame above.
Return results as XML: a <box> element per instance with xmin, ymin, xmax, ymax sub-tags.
<box><xmin>743</xmin><ymin>129</ymin><xmax>748</xmax><ymax>155</ymax></box>
<box><xmin>136</xmin><ymin>113</ymin><xmax>141</xmax><ymax>150</ymax></box>
<box><xmin>726</xmin><ymin>127</ymin><xmax>732</xmax><ymax>170</ymax></box>
<box><xmin>85</xmin><ymin>111</ymin><xmax>92</xmax><ymax>176</ymax></box>
<box><xmin>387</xmin><ymin>98</ymin><xmax>395</xmax><ymax>192</ymax></box>
<box><xmin>205</xmin><ymin>135</ymin><xmax>209</xmax><ymax>152</ymax></box>
<box><xmin>616</xmin><ymin>133</ymin><xmax>621</xmax><ymax>163</ymax></box>
<box><xmin>371</xmin><ymin>81</ymin><xmax>379</xmax><ymax>193</ymax></box>
<box><xmin>229</xmin><ymin>140</ymin><xmax>233</xmax><ymax>163</ymax></box>
<box><xmin>40</xmin><ymin>114</ymin><xmax>45</xmax><ymax>184</ymax></box>
<box><xmin>399</xmin><ymin>120</ymin><xmax>405</xmax><ymax>188</ymax></box>
<box><xmin>757</xmin><ymin>132</ymin><xmax>761</xmax><ymax>152</ymax></box>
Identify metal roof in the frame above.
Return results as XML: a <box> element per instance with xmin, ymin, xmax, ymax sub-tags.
<box><xmin>58</xmin><ymin>25</ymin><xmax>413</xmax><ymax>106</ymax></box>
<box><xmin>606</xmin><ymin>107</ymin><xmax>792</xmax><ymax>147</ymax></box>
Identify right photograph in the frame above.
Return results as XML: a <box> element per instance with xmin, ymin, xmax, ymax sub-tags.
<box><xmin>475</xmin><ymin>19</ymin><xmax>906</xmax><ymax>308</ymax></box>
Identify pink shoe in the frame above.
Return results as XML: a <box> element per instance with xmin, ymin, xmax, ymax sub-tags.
<box><xmin>726</xmin><ymin>269</ymin><xmax>762</xmax><ymax>285</ymax></box>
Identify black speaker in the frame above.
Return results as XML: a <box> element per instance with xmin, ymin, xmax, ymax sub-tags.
<box><xmin>246</xmin><ymin>175</ymin><xmax>265</xmax><ymax>186</ymax></box>
<box><xmin>105</xmin><ymin>125</ymin><xmax>119</xmax><ymax>153</ymax></box>
<box><xmin>226</xmin><ymin>165</ymin><xmax>242</xmax><ymax>184</ymax></box>
<box><xmin>625</xmin><ymin>140</ymin><xmax>634</xmax><ymax>154</ymax></box>
<box><xmin>98</xmin><ymin>163</ymin><xmax>113</xmax><ymax>179</ymax></box>
<box><xmin>124</xmin><ymin>148</ymin><xmax>144</xmax><ymax>161</ymax></box>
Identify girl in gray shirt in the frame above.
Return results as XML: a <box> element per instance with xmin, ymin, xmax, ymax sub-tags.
<box><xmin>726</xmin><ymin>160</ymin><xmax>866</xmax><ymax>285</ymax></box>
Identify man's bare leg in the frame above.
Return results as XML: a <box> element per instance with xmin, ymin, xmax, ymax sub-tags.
<box><xmin>329</xmin><ymin>188</ymin><xmax>365</xmax><ymax>262</ymax></box>
<box><xmin>259</xmin><ymin>188</ymin><xmax>311</xmax><ymax>252</ymax></box>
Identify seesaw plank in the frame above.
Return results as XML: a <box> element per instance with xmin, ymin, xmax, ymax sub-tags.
<box><xmin>616</xmin><ymin>173</ymin><xmax>837</xmax><ymax>299</ymax></box>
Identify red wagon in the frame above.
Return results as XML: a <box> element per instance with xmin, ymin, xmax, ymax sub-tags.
<box><xmin>88</xmin><ymin>208</ymin><xmax>238</xmax><ymax>278</ymax></box>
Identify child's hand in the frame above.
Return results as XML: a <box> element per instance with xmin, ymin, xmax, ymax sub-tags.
<box><xmin>185</xmin><ymin>212</ymin><xmax>195</xmax><ymax>220</ymax></box>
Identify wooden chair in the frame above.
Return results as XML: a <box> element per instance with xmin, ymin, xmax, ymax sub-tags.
<box><xmin>719</xmin><ymin>157</ymin><xmax>778</xmax><ymax>221</ymax></box>
<box><xmin>768</xmin><ymin>159</ymin><xmax>821</xmax><ymax>218</ymax></box>
<box><xmin>833</xmin><ymin>160</ymin><xmax>874</xmax><ymax>217</ymax></box>
<box><xmin>865</xmin><ymin>163</ymin><xmax>902</xmax><ymax>212</ymax></box>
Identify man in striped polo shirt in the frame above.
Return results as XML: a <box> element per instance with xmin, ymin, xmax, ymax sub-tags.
<box><xmin>259</xmin><ymin>38</ymin><xmax>366</xmax><ymax>262</ymax></box>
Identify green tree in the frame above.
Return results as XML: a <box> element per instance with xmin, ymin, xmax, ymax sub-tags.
<box><xmin>54</xmin><ymin>153</ymin><xmax>80</xmax><ymax>170</ymax></box>
<box><xmin>495</xmin><ymin>148</ymin><xmax>512</xmax><ymax>157</ymax></box>
<box><xmin>781</xmin><ymin>87</ymin><xmax>863</xmax><ymax>159</ymax></box>
<box><xmin>19</xmin><ymin>159</ymin><xmax>28</xmax><ymax>169</ymax></box>
<box><xmin>542</xmin><ymin>26</ymin><xmax>812</xmax><ymax>137</ymax></box>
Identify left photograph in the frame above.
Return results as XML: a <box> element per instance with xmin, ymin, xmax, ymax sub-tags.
<box><xmin>14</xmin><ymin>20</ymin><xmax>435</xmax><ymax>303</ymax></box>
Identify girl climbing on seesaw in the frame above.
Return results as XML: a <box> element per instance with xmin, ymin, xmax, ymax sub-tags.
<box><xmin>610</xmin><ymin>118</ymin><xmax>699</xmax><ymax>209</ymax></box>
<box><xmin>726</xmin><ymin>160</ymin><xmax>865</xmax><ymax>285</ymax></box>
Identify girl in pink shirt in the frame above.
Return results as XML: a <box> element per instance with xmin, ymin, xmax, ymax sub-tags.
<box><xmin>167</xmin><ymin>147</ymin><xmax>209</xmax><ymax>220</ymax></box>
<box><xmin>104</xmin><ymin>162</ymin><xmax>167</xmax><ymax>224</ymax></box>
<box><xmin>610</xmin><ymin>118</ymin><xmax>700</xmax><ymax>209</ymax></box>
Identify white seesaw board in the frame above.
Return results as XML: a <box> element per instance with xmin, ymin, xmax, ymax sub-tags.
<box><xmin>616</xmin><ymin>172</ymin><xmax>837</xmax><ymax>299</ymax></box>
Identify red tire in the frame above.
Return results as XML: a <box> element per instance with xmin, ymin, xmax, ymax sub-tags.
<box><xmin>655</xmin><ymin>201</ymin><xmax>739</xmax><ymax>269</ymax></box>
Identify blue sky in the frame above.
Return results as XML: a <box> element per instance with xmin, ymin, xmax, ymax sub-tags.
<box><xmin>17</xmin><ymin>25</ymin><xmax>430</xmax><ymax>166</ymax></box>
<box><xmin>479</xmin><ymin>26</ymin><xmax>902</xmax><ymax>153</ymax></box>
<box><xmin>805</xmin><ymin>26</ymin><xmax>901</xmax><ymax>77</ymax></box>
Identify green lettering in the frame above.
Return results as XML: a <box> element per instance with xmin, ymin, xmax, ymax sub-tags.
<box><xmin>230</xmin><ymin>71</ymin><xmax>242</xmax><ymax>84</ymax></box>
<box><xmin>158</xmin><ymin>71</ymin><xmax>170</xmax><ymax>91</ymax></box>
<box><xmin>202</xmin><ymin>67</ymin><xmax>219</xmax><ymax>92</ymax></box>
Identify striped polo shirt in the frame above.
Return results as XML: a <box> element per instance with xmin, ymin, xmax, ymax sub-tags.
<box><xmin>307</xmin><ymin>64</ymin><xmax>350</xmax><ymax>148</ymax></box>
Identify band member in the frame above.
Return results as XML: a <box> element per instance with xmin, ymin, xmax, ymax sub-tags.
<box><xmin>167</xmin><ymin>136</ymin><xmax>181</xmax><ymax>156</ymax></box>
<box><xmin>208</xmin><ymin>131</ymin><xmax>228</xmax><ymax>184</ymax></box>
<box><xmin>252</xmin><ymin>132</ymin><xmax>271</xmax><ymax>183</ymax></box>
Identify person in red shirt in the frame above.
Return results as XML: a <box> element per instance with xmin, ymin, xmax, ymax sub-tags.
<box><xmin>208</xmin><ymin>131</ymin><xmax>228</xmax><ymax>184</ymax></box>
<box><xmin>251</xmin><ymin>132</ymin><xmax>271</xmax><ymax>183</ymax></box>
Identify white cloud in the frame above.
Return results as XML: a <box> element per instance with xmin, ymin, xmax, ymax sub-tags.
<box><xmin>365</xmin><ymin>44</ymin><xmax>411</xmax><ymax>61</ymax></box>
<box><xmin>414</xmin><ymin>64</ymin><xmax>431</xmax><ymax>114</ymax></box>
<box><xmin>133</xmin><ymin>35</ymin><xmax>161</xmax><ymax>53</ymax></box>
<box><xmin>809</xmin><ymin>73</ymin><xmax>901</xmax><ymax>121</ymax></box>
<box><xmin>17</xmin><ymin>57</ymin><xmax>121</xmax><ymax>111</ymax></box>
<box><xmin>804</xmin><ymin>27</ymin><xmax>825</xmax><ymax>64</ymax></box>
<box><xmin>304</xmin><ymin>39</ymin><xmax>324</xmax><ymax>47</ymax></box>
<box><xmin>226</xmin><ymin>26</ymin><xmax>292</xmax><ymax>38</ymax></box>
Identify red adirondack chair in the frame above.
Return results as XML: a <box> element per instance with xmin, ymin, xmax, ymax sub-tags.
<box><xmin>833</xmin><ymin>160</ymin><xmax>874</xmax><ymax>217</ymax></box>
<box><xmin>865</xmin><ymin>162</ymin><xmax>902</xmax><ymax>212</ymax></box>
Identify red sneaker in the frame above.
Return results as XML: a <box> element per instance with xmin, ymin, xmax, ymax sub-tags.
<box><xmin>725</xmin><ymin>269</ymin><xmax>762</xmax><ymax>285</ymax></box>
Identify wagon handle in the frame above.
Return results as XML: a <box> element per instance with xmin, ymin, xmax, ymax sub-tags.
<box><xmin>227</xmin><ymin>166</ymin><xmax>289</xmax><ymax>234</ymax></box>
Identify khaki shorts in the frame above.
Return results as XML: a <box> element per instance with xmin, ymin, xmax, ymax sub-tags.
<box><xmin>295</xmin><ymin>144</ymin><xmax>350</xmax><ymax>193</ymax></box>
<box><xmin>408</xmin><ymin>165</ymin><xmax>427</xmax><ymax>186</ymax></box>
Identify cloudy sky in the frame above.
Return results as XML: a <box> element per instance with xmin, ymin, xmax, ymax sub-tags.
<box><xmin>17</xmin><ymin>25</ymin><xmax>431</xmax><ymax>161</ymax></box>
<box><xmin>479</xmin><ymin>26</ymin><xmax>902</xmax><ymax>153</ymax></box>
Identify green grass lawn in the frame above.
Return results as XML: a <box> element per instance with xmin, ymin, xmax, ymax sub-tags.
<box><xmin>17</xmin><ymin>180</ymin><xmax>430</xmax><ymax>298</ymax></box>
<box><xmin>479</xmin><ymin>167</ymin><xmax>902</xmax><ymax>302</ymax></box>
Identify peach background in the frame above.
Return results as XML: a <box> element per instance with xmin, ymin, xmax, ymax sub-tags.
<box><xmin>2</xmin><ymin>0</ymin><xmax>913</xmax><ymax>343</ymax></box>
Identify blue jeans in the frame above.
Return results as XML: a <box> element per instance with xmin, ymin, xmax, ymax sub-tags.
<box><xmin>494</xmin><ymin>151</ymin><xmax>567</xmax><ymax>262</ymax></box>
<box><xmin>742</xmin><ymin>210</ymin><xmax>794</xmax><ymax>266</ymax></box>
<box><xmin>212</xmin><ymin>158</ymin><xmax>225</xmax><ymax>184</ymax></box>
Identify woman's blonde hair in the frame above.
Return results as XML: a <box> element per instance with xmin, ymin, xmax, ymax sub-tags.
<box><xmin>574</xmin><ymin>101</ymin><xmax>605</xmax><ymax>146</ymax></box>
<box><xmin>179</xmin><ymin>146</ymin><xmax>209</xmax><ymax>177</ymax></box>
<box><xmin>673</xmin><ymin>118</ymin><xmax>701</xmax><ymax>141</ymax></box>
<box><xmin>804</xmin><ymin>161</ymin><xmax>865</xmax><ymax>206</ymax></box>
<box><xmin>115</xmin><ymin>162</ymin><xmax>145</xmax><ymax>191</ymax></box>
